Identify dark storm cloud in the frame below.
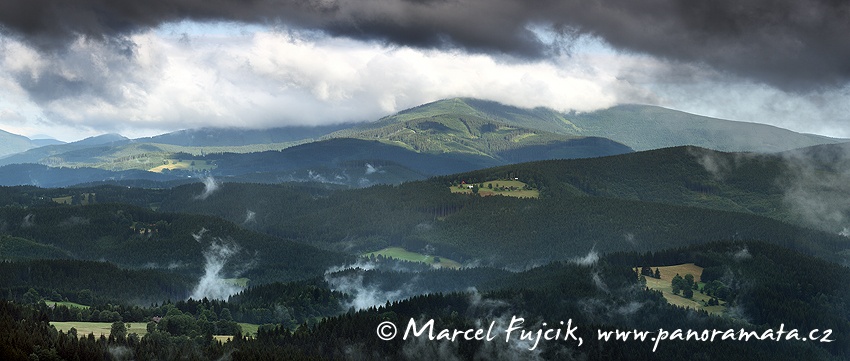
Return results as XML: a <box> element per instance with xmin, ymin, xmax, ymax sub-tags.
<box><xmin>0</xmin><ymin>0</ymin><xmax>848</xmax><ymax>91</ymax></box>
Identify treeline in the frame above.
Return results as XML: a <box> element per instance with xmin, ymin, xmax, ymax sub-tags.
<box><xmin>25</xmin><ymin>279</ymin><xmax>348</xmax><ymax>330</ymax></box>
<box><xmin>0</xmin><ymin>299</ymin><xmax>237</xmax><ymax>361</ymax></box>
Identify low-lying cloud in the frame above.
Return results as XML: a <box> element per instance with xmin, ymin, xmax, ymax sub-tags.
<box><xmin>190</xmin><ymin>237</ymin><xmax>244</xmax><ymax>300</ymax></box>
<box><xmin>194</xmin><ymin>177</ymin><xmax>220</xmax><ymax>200</ymax></box>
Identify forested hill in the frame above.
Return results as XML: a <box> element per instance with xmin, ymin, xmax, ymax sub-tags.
<box><xmin>147</xmin><ymin>179</ymin><xmax>849</xmax><ymax>267</ymax></box>
<box><xmin>436</xmin><ymin>144</ymin><xmax>850</xmax><ymax>234</ymax></box>
<box><xmin>0</xmin><ymin>202</ymin><xmax>349</xmax><ymax>284</ymax></box>
<box><xmin>4</xmin><ymin>141</ymin><xmax>850</xmax><ymax>268</ymax></box>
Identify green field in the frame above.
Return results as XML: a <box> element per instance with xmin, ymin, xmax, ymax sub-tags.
<box><xmin>51</xmin><ymin>321</ymin><xmax>260</xmax><ymax>339</ymax></box>
<box><xmin>364</xmin><ymin>247</ymin><xmax>462</xmax><ymax>269</ymax></box>
<box><xmin>451</xmin><ymin>180</ymin><xmax>539</xmax><ymax>198</ymax></box>
<box><xmin>641</xmin><ymin>263</ymin><xmax>726</xmax><ymax>315</ymax></box>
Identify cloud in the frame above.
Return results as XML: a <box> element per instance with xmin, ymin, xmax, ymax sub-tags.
<box><xmin>0</xmin><ymin>0</ymin><xmax>847</xmax><ymax>91</ymax></box>
<box><xmin>243</xmin><ymin>210</ymin><xmax>256</xmax><ymax>224</ymax></box>
<box><xmin>195</xmin><ymin>177</ymin><xmax>220</xmax><ymax>200</ymax></box>
<box><xmin>325</xmin><ymin>270</ymin><xmax>406</xmax><ymax>311</ymax></box>
<box><xmin>780</xmin><ymin>147</ymin><xmax>850</xmax><ymax>234</ymax></box>
<box><xmin>569</xmin><ymin>248</ymin><xmax>599</xmax><ymax>266</ymax></box>
<box><xmin>0</xmin><ymin>28</ymin><xmax>631</xmax><ymax>138</ymax></box>
<box><xmin>190</xmin><ymin>238</ymin><xmax>244</xmax><ymax>301</ymax></box>
<box><xmin>0</xmin><ymin>2</ymin><xmax>848</xmax><ymax>141</ymax></box>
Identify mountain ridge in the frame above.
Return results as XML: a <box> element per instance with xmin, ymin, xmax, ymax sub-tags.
<box><xmin>0</xmin><ymin>98</ymin><xmax>843</xmax><ymax>188</ymax></box>
<box><xmin>394</xmin><ymin>98</ymin><xmax>845</xmax><ymax>152</ymax></box>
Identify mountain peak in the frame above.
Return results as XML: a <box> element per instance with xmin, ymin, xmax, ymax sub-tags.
<box><xmin>0</xmin><ymin>128</ymin><xmax>37</xmax><ymax>158</ymax></box>
<box><xmin>73</xmin><ymin>133</ymin><xmax>129</xmax><ymax>146</ymax></box>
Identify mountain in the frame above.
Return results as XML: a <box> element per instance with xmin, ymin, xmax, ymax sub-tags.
<box><xmin>568</xmin><ymin>104</ymin><xmax>842</xmax><ymax>151</ymax></box>
<box><xmin>204</xmin><ymin>135</ymin><xmax>630</xmax><ymax>186</ymax></box>
<box><xmin>140</xmin><ymin>123</ymin><xmax>353</xmax><ymax>147</ymax></box>
<box><xmin>29</xmin><ymin>138</ymin><xmax>65</xmax><ymax>147</ymax></box>
<box><xmin>70</xmin><ymin>133</ymin><xmax>128</xmax><ymax>146</ymax></box>
<box><xmin>0</xmin><ymin>164</ymin><xmax>182</xmax><ymax>187</ymax></box>
<box><xmin>374</xmin><ymin>98</ymin><xmax>844</xmax><ymax>152</ymax></box>
<box><xmin>0</xmin><ymin>136</ymin><xmax>628</xmax><ymax>188</ymax></box>
<box><xmin>0</xmin><ymin>133</ymin><xmax>131</xmax><ymax>167</ymax></box>
<box><xmin>0</xmin><ymin>129</ymin><xmax>36</xmax><ymax>158</ymax></box>
<box><xmin>327</xmin><ymin>102</ymin><xmax>631</xmax><ymax>160</ymax></box>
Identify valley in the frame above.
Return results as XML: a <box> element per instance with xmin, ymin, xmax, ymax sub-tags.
<box><xmin>0</xmin><ymin>99</ymin><xmax>849</xmax><ymax>360</ymax></box>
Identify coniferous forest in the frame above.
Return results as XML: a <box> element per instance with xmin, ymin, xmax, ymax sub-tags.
<box><xmin>2</xmin><ymin>142</ymin><xmax>850</xmax><ymax>360</ymax></box>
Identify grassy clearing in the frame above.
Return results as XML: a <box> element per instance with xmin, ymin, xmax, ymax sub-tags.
<box><xmin>238</xmin><ymin>323</ymin><xmax>259</xmax><ymax>337</ymax></box>
<box><xmin>641</xmin><ymin>263</ymin><xmax>726</xmax><ymax>315</ymax></box>
<box><xmin>51</xmin><ymin>193</ymin><xmax>95</xmax><ymax>205</ymax></box>
<box><xmin>364</xmin><ymin>247</ymin><xmax>462</xmax><ymax>269</ymax></box>
<box><xmin>450</xmin><ymin>180</ymin><xmax>539</xmax><ymax>198</ymax></box>
<box><xmin>46</xmin><ymin>300</ymin><xmax>89</xmax><ymax>309</ymax></box>
<box><xmin>148</xmin><ymin>159</ymin><xmax>216</xmax><ymax>173</ymax></box>
<box><xmin>52</xmin><ymin>196</ymin><xmax>72</xmax><ymax>205</ymax></box>
<box><xmin>51</xmin><ymin>322</ymin><xmax>150</xmax><ymax>338</ymax></box>
<box><xmin>223</xmin><ymin>278</ymin><xmax>249</xmax><ymax>288</ymax></box>
<box><xmin>511</xmin><ymin>133</ymin><xmax>539</xmax><ymax>142</ymax></box>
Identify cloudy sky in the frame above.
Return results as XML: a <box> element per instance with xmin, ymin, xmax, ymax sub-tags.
<box><xmin>0</xmin><ymin>0</ymin><xmax>848</xmax><ymax>142</ymax></box>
